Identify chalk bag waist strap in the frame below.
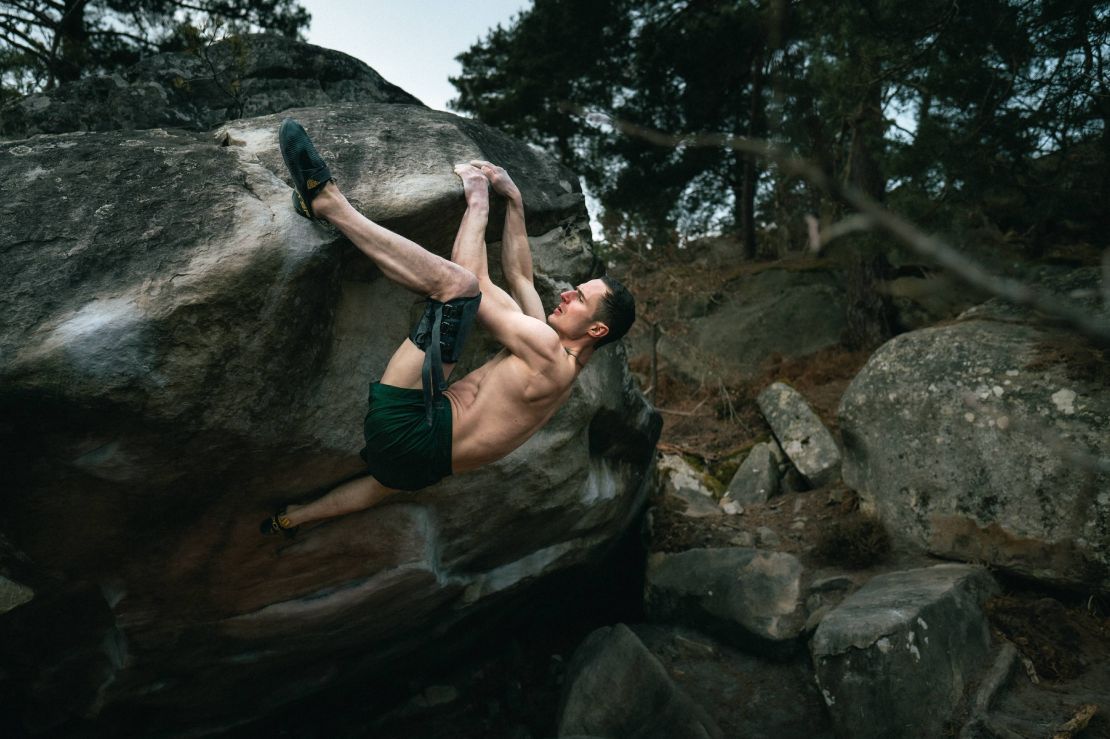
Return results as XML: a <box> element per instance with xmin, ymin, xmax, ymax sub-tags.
<box><xmin>409</xmin><ymin>293</ymin><xmax>482</xmax><ymax>425</ymax></box>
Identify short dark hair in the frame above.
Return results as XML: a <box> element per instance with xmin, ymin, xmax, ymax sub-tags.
<box><xmin>593</xmin><ymin>275</ymin><xmax>635</xmax><ymax>349</ymax></box>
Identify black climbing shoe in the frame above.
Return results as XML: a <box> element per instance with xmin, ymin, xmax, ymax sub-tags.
<box><xmin>278</xmin><ymin>117</ymin><xmax>334</xmax><ymax>224</ymax></box>
<box><xmin>260</xmin><ymin>508</ymin><xmax>297</xmax><ymax>537</ymax></box>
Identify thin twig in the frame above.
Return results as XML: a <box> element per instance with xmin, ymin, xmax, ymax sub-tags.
<box><xmin>656</xmin><ymin>397</ymin><xmax>709</xmax><ymax>417</ymax></box>
<box><xmin>809</xmin><ymin>213</ymin><xmax>876</xmax><ymax>252</ymax></box>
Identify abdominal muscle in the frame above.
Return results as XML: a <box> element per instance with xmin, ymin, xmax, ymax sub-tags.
<box><xmin>444</xmin><ymin>350</ymin><xmax>571</xmax><ymax>472</ymax></box>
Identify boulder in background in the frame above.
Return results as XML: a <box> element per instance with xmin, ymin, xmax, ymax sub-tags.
<box><xmin>811</xmin><ymin>564</ymin><xmax>999</xmax><ymax>739</ymax></box>
<box><xmin>838</xmin><ymin>270</ymin><xmax>1109</xmax><ymax>591</ymax></box>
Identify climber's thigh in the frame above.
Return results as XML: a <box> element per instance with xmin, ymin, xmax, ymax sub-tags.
<box><xmin>379</xmin><ymin>339</ymin><xmax>456</xmax><ymax>389</ymax></box>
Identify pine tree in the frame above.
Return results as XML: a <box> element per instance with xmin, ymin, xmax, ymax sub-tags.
<box><xmin>0</xmin><ymin>0</ymin><xmax>310</xmax><ymax>98</ymax></box>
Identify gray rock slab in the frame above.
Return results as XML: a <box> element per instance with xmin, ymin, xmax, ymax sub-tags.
<box><xmin>755</xmin><ymin>526</ymin><xmax>781</xmax><ymax>548</ymax></box>
<box><xmin>725</xmin><ymin>441</ymin><xmax>781</xmax><ymax>505</ymax></box>
<box><xmin>558</xmin><ymin>623</ymin><xmax>722</xmax><ymax>739</ymax></box>
<box><xmin>643</xmin><ymin>267</ymin><xmax>847</xmax><ymax>380</ymax></box>
<box><xmin>658</xmin><ymin>454</ymin><xmax>720</xmax><ymax>518</ymax></box>
<box><xmin>645</xmin><ymin>548</ymin><xmax>806</xmax><ymax>656</ymax></box>
<box><xmin>633</xmin><ymin>624</ymin><xmax>835</xmax><ymax>739</ymax></box>
<box><xmin>837</xmin><ymin>283</ymin><xmax>1110</xmax><ymax>590</ymax></box>
<box><xmin>811</xmin><ymin>564</ymin><xmax>999</xmax><ymax>739</ymax></box>
<box><xmin>670</xmin><ymin>486</ymin><xmax>723</xmax><ymax>518</ymax></box>
<box><xmin>757</xmin><ymin>382</ymin><xmax>841</xmax><ymax>488</ymax></box>
<box><xmin>0</xmin><ymin>575</ymin><xmax>33</xmax><ymax>614</ymax></box>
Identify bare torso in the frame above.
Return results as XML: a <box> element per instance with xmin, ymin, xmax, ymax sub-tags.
<box><xmin>445</xmin><ymin>348</ymin><xmax>580</xmax><ymax>472</ymax></box>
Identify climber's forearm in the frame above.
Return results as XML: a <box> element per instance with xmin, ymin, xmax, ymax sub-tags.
<box><xmin>451</xmin><ymin>200</ymin><xmax>490</xmax><ymax>279</ymax></box>
<box><xmin>499</xmin><ymin>199</ymin><xmax>543</xmax><ymax>318</ymax></box>
<box><xmin>500</xmin><ymin>198</ymin><xmax>533</xmax><ymax>285</ymax></box>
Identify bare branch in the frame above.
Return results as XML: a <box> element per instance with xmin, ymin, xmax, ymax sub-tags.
<box><xmin>807</xmin><ymin>213</ymin><xmax>876</xmax><ymax>252</ymax></box>
<box><xmin>0</xmin><ymin>18</ymin><xmax>50</xmax><ymax>55</ymax></box>
<box><xmin>0</xmin><ymin>31</ymin><xmax>50</xmax><ymax>63</ymax></box>
<box><xmin>2</xmin><ymin>1</ymin><xmax>57</xmax><ymax>26</ymax></box>
<box><xmin>9</xmin><ymin>0</ymin><xmax>64</xmax><ymax>13</ymax></box>
<box><xmin>86</xmin><ymin>28</ymin><xmax>160</xmax><ymax>49</ymax></box>
<box><xmin>0</xmin><ymin>10</ymin><xmax>48</xmax><ymax>31</ymax></box>
<box><xmin>564</xmin><ymin>104</ymin><xmax>1110</xmax><ymax>344</ymax></box>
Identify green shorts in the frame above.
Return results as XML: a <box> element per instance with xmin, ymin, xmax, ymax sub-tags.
<box><xmin>360</xmin><ymin>382</ymin><xmax>453</xmax><ymax>491</ymax></box>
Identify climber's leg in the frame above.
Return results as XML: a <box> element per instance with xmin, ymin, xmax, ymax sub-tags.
<box><xmin>374</xmin><ymin>167</ymin><xmax>489</xmax><ymax>390</ymax></box>
<box><xmin>280</xmin><ymin>117</ymin><xmax>478</xmax><ymax>303</ymax></box>
<box><xmin>313</xmin><ymin>183</ymin><xmax>479</xmax><ymax>303</ymax></box>
<box><xmin>263</xmin><ymin>475</ymin><xmax>399</xmax><ymax>532</ymax></box>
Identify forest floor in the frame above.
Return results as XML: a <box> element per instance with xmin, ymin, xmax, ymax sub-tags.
<box><xmin>613</xmin><ymin>249</ymin><xmax>1110</xmax><ymax>739</ymax></box>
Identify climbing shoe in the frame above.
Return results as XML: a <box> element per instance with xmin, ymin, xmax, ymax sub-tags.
<box><xmin>278</xmin><ymin>117</ymin><xmax>334</xmax><ymax>224</ymax></box>
<box><xmin>260</xmin><ymin>508</ymin><xmax>297</xmax><ymax>537</ymax></box>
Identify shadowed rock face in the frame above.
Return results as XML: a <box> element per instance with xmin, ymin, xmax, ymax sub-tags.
<box><xmin>0</xmin><ymin>102</ymin><xmax>659</xmax><ymax>733</ymax></box>
<box><xmin>558</xmin><ymin>623</ymin><xmax>723</xmax><ymax>739</ymax></box>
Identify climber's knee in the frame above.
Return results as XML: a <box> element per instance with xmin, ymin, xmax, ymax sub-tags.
<box><xmin>429</xmin><ymin>263</ymin><xmax>479</xmax><ymax>304</ymax></box>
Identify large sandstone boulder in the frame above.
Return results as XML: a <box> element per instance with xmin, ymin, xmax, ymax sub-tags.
<box><xmin>811</xmin><ymin>564</ymin><xmax>998</xmax><ymax>739</ymax></box>
<box><xmin>838</xmin><ymin>270</ymin><xmax>1109</xmax><ymax>591</ymax></box>
<box><xmin>1</xmin><ymin>34</ymin><xmax>421</xmax><ymax>139</ymax></box>
<box><xmin>0</xmin><ymin>100</ymin><xmax>658</xmax><ymax>732</ymax></box>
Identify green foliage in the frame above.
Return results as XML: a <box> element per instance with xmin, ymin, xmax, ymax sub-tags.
<box><xmin>812</xmin><ymin>511</ymin><xmax>893</xmax><ymax>569</ymax></box>
<box><xmin>452</xmin><ymin>0</ymin><xmax>1110</xmax><ymax>255</ymax></box>
<box><xmin>0</xmin><ymin>0</ymin><xmax>310</xmax><ymax>94</ymax></box>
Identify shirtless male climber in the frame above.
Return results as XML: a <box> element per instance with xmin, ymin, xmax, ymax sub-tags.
<box><xmin>261</xmin><ymin>118</ymin><xmax>635</xmax><ymax>535</ymax></box>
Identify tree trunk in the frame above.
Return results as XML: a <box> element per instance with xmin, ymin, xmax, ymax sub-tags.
<box><xmin>738</xmin><ymin>44</ymin><xmax>766</xmax><ymax>260</ymax></box>
<box><xmin>54</xmin><ymin>0</ymin><xmax>89</xmax><ymax>86</ymax></box>
<box><xmin>844</xmin><ymin>57</ymin><xmax>886</xmax><ymax>202</ymax></box>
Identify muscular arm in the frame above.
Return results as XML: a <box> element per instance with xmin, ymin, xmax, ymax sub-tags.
<box><xmin>451</xmin><ymin>164</ymin><xmax>556</xmax><ymax>368</ymax></box>
<box><xmin>500</xmin><ymin>198</ymin><xmax>546</xmax><ymax>320</ymax></box>
<box><xmin>449</xmin><ymin>193</ymin><xmax>521</xmax><ymax>317</ymax></box>
<box><xmin>474</xmin><ymin>160</ymin><xmax>546</xmax><ymax>321</ymax></box>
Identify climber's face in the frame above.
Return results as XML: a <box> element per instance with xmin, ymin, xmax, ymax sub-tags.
<box><xmin>548</xmin><ymin>278</ymin><xmax>610</xmax><ymax>343</ymax></box>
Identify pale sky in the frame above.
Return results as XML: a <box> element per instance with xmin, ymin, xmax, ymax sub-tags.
<box><xmin>298</xmin><ymin>0</ymin><xmax>531</xmax><ymax>112</ymax></box>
